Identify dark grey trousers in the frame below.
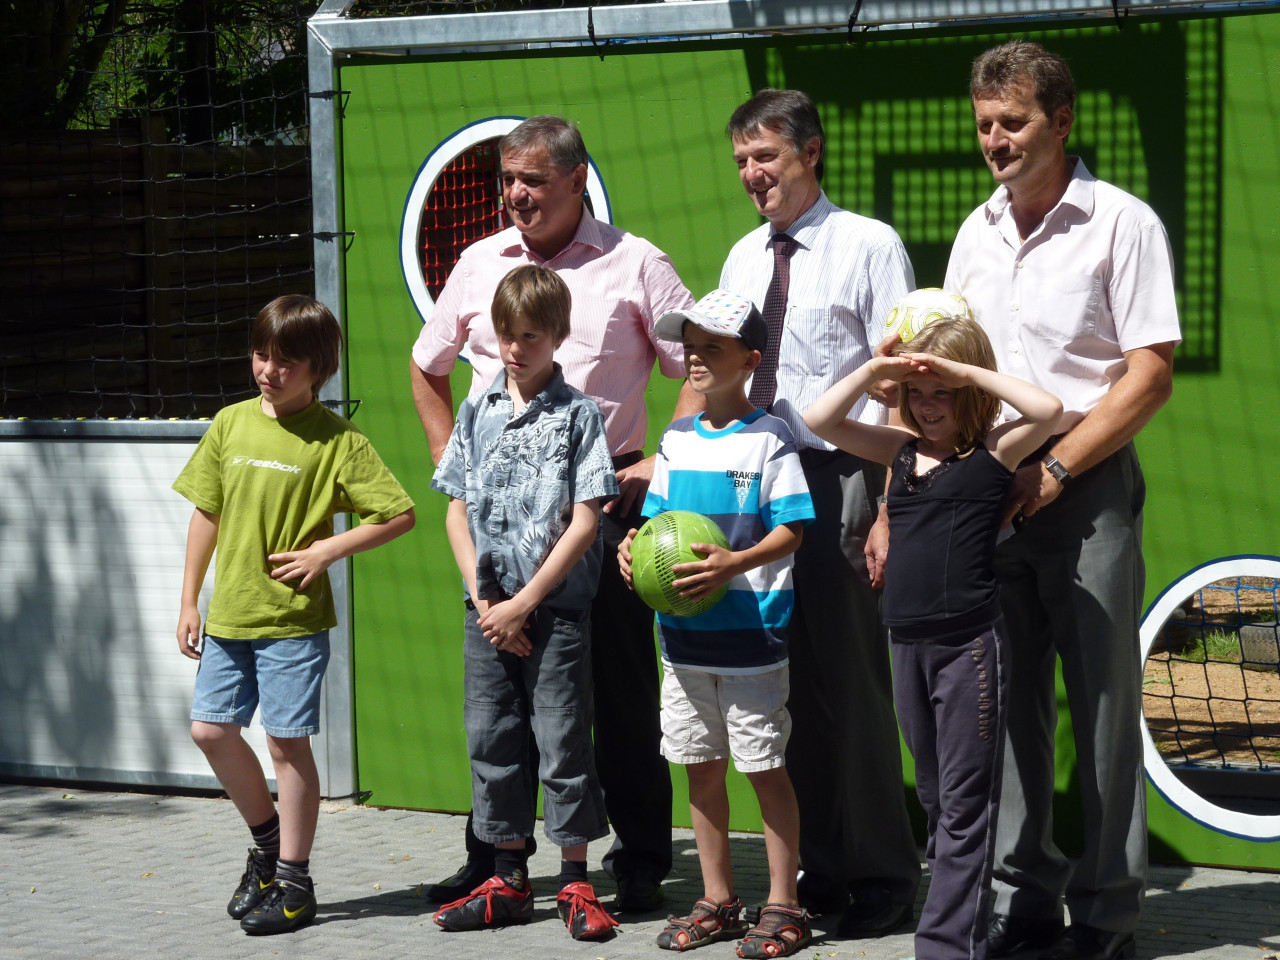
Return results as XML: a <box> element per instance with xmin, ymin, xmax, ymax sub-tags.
<box><xmin>991</xmin><ymin>444</ymin><xmax>1148</xmax><ymax>934</ymax></box>
<box><xmin>455</xmin><ymin>501</ymin><xmax>674</xmax><ymax>881</ymax></box>
<box><xmin>894</xmin><ymin>622</ymin><xmax>1008</xmax><ymax>960</ymax></box>
<box><xmin>464</xmin><ymin>605</ymin><xmax>609</xmax><ymax>847</ymax></box>
<box><xmin>787</xmin><ymin>448</ymin><xmax>921</xmax><ymax>902</ymax></box>
<box><xmin>595</xmin><ymin>503</ymin><xmax>674</xmax><ymax>883</ymax></box>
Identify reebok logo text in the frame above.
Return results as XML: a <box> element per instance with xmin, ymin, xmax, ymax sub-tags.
<box><xmin>232</xmin><ymin>457</ymin><xmax>302</xmax><ymax>474</ymax></box>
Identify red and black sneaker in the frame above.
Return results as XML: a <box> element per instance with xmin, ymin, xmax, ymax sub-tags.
<box><xmin>557</xmin><ymin>881</ymin><xmax>621</xmax><ymax>941</ymax></box>
<box><xmin>433</xmin><ymin>874</ymin><xmax>535</xmax><ymax>931</ymax></box>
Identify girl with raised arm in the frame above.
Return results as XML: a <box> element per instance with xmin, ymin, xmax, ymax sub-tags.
<box><xmin>804</xmin><ymin>316</ymin><xmax>1063</xmax><ymax>960</ymax></box>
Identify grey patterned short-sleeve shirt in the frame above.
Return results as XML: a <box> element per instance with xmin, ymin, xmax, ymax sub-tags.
<box><xmin>432</xmin><ymin>364</ymin><xmax>619</xmax><ymax>612</ymax></box>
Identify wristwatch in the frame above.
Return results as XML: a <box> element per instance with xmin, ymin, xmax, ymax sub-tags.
<box><xmin>1042</xmin><ymin>454</ymin><xmax>1071</xmax><ymax>486</ymax></box>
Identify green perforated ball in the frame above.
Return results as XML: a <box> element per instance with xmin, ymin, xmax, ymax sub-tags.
<box><xmin>630</xmin><ymin>510</ymin><xmax>730</xmax><ymax>618</ymax></box>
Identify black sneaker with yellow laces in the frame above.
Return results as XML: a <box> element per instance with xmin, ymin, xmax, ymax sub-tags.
<box><xmin>227</xmin><ymin>848</ymin><xmax>275</xmax><ymax>920</ymax></box>
<box><xmin>239</xmin><ymin>877</ymin><xmax>317</xmax><ymax>935</ymax></box>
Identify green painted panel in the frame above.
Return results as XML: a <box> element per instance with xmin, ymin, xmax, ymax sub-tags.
<box><xmin>341</xmin><ymin>16</ymin><xmax>1280</xmax><ymax>865</ymax></box>
<box><xmin>1139</xmin><ymin>13</ymin><xmax>1280</xmax><ymax>870</ymax></box>
<box><xmin>340</xmin><ymin>47</ymin><xmax>762</xmax><ymax>816</ymax></box>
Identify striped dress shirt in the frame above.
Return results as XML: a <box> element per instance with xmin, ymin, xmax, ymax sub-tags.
<box><xmin>720</xmin><ymin>192</ymin><xmax>915</xmax><ymax>450</ymax></box>
<box><xmin>412</xmin><ymin>209</ymin><xmax>693</xmax><ymax>457</ymax></box>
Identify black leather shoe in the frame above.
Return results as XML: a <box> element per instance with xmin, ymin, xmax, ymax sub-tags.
<box><xmin>835</xmin><ymin>886</ymin><xmax>913</xmax><ymax>937</ymax></box>
<box><xmin>797</xmin><ymin>872</ymin><xmax>850</xmax><ymax>915</ymax></box>
<box><xmin>1039</xmin><ymin>924</ymin><xmax>1136</xmax><ymax>960</ymax></box>
<box><xmin>424</xmin><ymin>857</ymin><xmax>495</xmax><ymax>903</ymax></box>
<box><xmin>615</xmin><ymin>873</ymin><xmax>665</xmax><ymax>913</ymax></box>
<box><xmin>989</xmin><ymin>912</ymin><xmax>1065</xmax><ymax>958</ymax></box>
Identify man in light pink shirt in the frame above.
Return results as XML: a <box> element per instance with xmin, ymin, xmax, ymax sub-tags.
<box><xmin>945</xmin><ymin>42</ymin><xmax>1178</xmax><ymax>960</ymax></box>
<box><xmin>411</xmin><ymin>115</ymin><xmax>699</xmax><ymax>913</ymax></box>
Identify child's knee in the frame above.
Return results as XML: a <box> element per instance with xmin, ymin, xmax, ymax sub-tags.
<box><xmin>744</xmin><ymin>764</ymin><xmax>793</xmax><ymax>794</ymax></box>
<box><xmin>686</xmin><ymin>758</ymin><xmax>730</xmax><ymax>782</ymax></box>
<box><xmin>266</xmin><ymin>733</ymin><xmax>314</xmax><ymax>764</ymax></box>
<box><xmin>190</xmin><ymin>719</ymin><xmax>237</xmax><ymax>753</ymax></box>
<box><xmin>685</xmin><ymin>758</ymin><xmax>731</xmax><ymax>799</ymax></box>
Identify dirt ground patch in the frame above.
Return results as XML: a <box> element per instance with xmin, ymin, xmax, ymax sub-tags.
<box><xmin>1195</xmin><ymin>576</ymin><xmax>1279</xmax><ymax>621</ymax></box>
<box><xmin>1144</xmin><ymin>656</ymin><xmax>1280</xmax><ymax>767</ymax></box>
<box><xmin>1144</xmin><ymin>575</ymin><xmax>1280</xmax><ymax>769</ymax></box>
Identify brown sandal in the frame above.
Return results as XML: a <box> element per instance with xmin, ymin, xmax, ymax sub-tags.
<box><xmin>735</xmin><ymin>903</ymin><xmax>813</xmax><ymax>959</ymax></box>
<box><xmin>656</xmin><ymin>897</ymin><xmax>746</xmax><ymax>951</ymax></box>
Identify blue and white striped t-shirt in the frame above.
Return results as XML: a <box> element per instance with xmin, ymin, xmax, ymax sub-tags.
<box><xmin>641</xmin><ymin>409</ymin><xmax>815</xmax><ymax>673</ymax></box>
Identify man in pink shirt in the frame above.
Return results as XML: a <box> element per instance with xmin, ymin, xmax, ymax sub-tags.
<box><xmin>411</xmin><ymin>114</ymin><xmax>699</xmax><ymax>912</ymax></box>
<box><xmin>946</xmin><ymin>43</ymin><xmax>1178</xmax><ymax>960</ymax></box>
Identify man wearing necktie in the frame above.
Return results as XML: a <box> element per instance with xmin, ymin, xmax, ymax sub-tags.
<box><xmin>719</xmin><ymin>88</ymin><xmax>921</xmax><ymax>938</ymax></box>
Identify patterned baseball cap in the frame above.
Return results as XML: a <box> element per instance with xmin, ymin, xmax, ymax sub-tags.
<box><xmin>655</xmin><ymin>289</ymin><xmax>767</xmax><ymax>353</ymax></box>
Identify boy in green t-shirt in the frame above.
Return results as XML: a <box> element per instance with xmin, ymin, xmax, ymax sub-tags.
<box><xmin>173</xmin><ymin>295</ymin><xmax>415</xmax><ymax>936</ymax></box>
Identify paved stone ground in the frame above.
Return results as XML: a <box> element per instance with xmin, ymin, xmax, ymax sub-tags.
<box><xmin>1</xmin><ymin>783</ymin><xmax>1278</xmax><ymax>960</ymax></box>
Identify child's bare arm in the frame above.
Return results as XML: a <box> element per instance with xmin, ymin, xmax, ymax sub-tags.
<box><xmin>440</xmin><ymin>497</ymin><xmax>516</xmax><ymax>641</ymax></box>
<box><xmin>671</xmin><ymin>520</ymin><xmax>805</xmax><ymax>601</ymax></box>
<box><xmin>986</xmin><ymin>390</ymin><xmax>1064</xmax><ymax>472</ymax></box>
<box><xmin>617</xmin><ymin>528</ymin><xmax>639</xmax><ymax>588</ymax></box>
<box><xmin>479</xmin><ymin>498</ymin><xmax>603</xmax><ymax>651</ymax></box>
<box><xmin>443</xmin><ymin>497</ymin><xmax>480</xmax><ymax>598</ymax></box>
<box><xmin>177</xmin><ymin>507</ymin><xmax>220</xmax><ymax>661</ymax></box>
<box><xmin>804</xmin><ymin>357</ymin><xmax>918</xmax><ymax>465</ymax></box>
<box><xmin>268</xmin><ymin>507</ymin><xmax>416</xmax><ymax>592</ymax></box>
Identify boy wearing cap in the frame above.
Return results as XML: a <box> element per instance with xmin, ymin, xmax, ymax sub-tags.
<box><xmin>617</xmin><ymin>290</ymin><xmax>815</xmax><ymax>958</ymax></box>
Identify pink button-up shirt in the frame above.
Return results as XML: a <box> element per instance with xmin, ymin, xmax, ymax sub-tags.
<box><xmin>945</xmin><ymin>159</ymin><xmax>1181</xmax><ymax>421</ymax></box>
<box><xmin>412</xmin><ymin>209</ymin><xmax>693</xmax><ymax>456</ymax></box>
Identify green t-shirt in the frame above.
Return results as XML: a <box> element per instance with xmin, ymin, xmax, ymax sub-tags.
<box><xmin>173</xmin><ymin>397</ymin><xmax>414</xmax><ymax>639</ymax></box>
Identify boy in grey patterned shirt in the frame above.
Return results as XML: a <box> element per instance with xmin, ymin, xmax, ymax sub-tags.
<box><xmin>430</xmin><ymin>264</ymin><xmax>622</xmax><ymax>942</ymax></box>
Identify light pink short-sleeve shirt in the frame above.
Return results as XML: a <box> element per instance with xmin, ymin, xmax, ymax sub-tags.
<box><xmin>945</xmin><ymin>159</ymin><xmax>1182</xmax><ymax>420</ymax></box>
<box><xmin>412</xmin><ymin>209</ymin><xmax>693</xmax><ymax>456</ymax></box>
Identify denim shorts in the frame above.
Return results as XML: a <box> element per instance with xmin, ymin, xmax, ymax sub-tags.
<box><xmin>190</xmin><ymin>632</ymin><xmax>331</xmax><ymax>738</ymax></box>
<box><xmin>660</xmin><ymin>663</ymin><xmax>792</xmax><ymax>772</ymax></box>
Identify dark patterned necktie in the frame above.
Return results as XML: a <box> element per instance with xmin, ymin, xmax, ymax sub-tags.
<box><xmin>747</xmin><ymin>233</ymin><xmax>796</xmax><ymax>410</ymax></box>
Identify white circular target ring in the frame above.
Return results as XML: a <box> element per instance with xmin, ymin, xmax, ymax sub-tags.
<box><xmin>1140</xmin><ymin>554</ymin><xmax>1280</xmax><ymax>840</ymax></box>
<box><xmin>399</xmin><ymin>116</ymin><xmax>613</xmax><ymax>324</ymax></box>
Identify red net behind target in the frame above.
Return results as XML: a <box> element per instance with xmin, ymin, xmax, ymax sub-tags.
<box><xmin>419</xmin><ymin>138</ymin><xmax>507</xmax><ymax>298</ymax></box>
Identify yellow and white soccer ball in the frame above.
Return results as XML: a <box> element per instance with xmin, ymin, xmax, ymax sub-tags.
<box><xmin>883</xmin><ymin>288</ymin><xmax>974</xmax><ymax>344</ymax></box>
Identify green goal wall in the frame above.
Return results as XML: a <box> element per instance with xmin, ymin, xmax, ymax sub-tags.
<box><xmin>338</xmin><ymin>14</ymin><xmax>1280</xmax><ymax>868</ymax></box>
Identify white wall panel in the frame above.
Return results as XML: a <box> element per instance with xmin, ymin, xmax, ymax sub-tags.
<box><xmin>0</xmin><ymin>439</ymin><xmax>278</xmax><ymax>788</ymax></box>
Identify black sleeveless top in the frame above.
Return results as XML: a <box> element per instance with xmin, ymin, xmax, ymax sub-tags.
<box><xmin>882</xmin><ymin>438</ymin><xmax>1013</xmax><ymax>642</ymax></box>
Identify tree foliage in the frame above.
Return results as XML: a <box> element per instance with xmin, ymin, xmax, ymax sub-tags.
<box><xmin>0</xmin><ymin>0</ymin><xmax>317</xmax><ymax>139</ymax></box>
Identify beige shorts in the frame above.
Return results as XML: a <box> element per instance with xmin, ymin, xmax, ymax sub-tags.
<box><xmin>660</xmin><ymin>663</ymin><xmax>792</xmax><ymax>772</ymax></box>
